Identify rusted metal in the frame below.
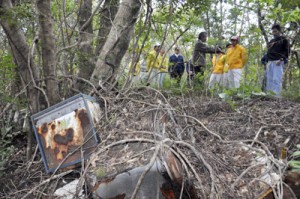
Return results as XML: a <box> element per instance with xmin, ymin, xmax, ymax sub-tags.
<box><xmin>32</xmin><ymin>94</ymin><xmax>101</xmax><ymax>173</ymax></box>
<box><xmin>164</xmin><ymin>151</ymin><xmax>183</xmax><ymax>185</ymax></box>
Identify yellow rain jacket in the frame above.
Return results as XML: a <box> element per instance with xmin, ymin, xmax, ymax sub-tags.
<box><xmin>146</xmin><ymin>50</ymin><xmax>160</xmax><ymax>71</ymax></box>
<box><xmin>226</xmin><ymin>44</ymin><xmax>248</xmax><ymax>70</ymax></box>
<box><xmin>212</xmin><ymin>53</ymin><xmax>226</xmax><ymax>74</ymax></box>
<box><xmin>158</xmin><ymin>54</ymin><xmax>168</xmax><ymax>72</ymax></box>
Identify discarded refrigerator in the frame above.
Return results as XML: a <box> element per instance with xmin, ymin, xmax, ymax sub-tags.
<box><xmin>31</xmin><ymin>94</ymin><xmax>101</xmax><ymax>173</ymax></box>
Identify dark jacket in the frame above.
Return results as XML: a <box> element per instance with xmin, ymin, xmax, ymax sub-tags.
<box><xmin>261</xmin><ymin>53</ymin><xmax>288</xmax><ymax>67</ymax></box>
<box><xmin>169</xmin><ymin>54</ymin><xmax>184</xmax><ymax>72</ymax></box>
<box><xmin>192</xmin><ymin>40</ymin><xmax>218</xmax><ymax>67</ymax></box>
<box><xmin>267</xmin><ymin>36</ymin><xmax>290</xmax><ymax>61</ymax></box>
<box><xmin>261</xmin><ymin>53</ymin><xmax>268</xmax><ymax>66</ymax></box>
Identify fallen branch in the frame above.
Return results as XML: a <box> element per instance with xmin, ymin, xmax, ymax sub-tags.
<box><xmin>177</xmin><ymin>114</ymin><xmax>223</xmax><ymax>140</ymax></box>
<box><xmin>21</xmin><ymin>170</ymin><xmax>73</xmax><ymax>199</ymax></box>
<box><xmin>175</xmin><ymin>140</ymin><xmax>217</xmax><ymax>199</ymax></box>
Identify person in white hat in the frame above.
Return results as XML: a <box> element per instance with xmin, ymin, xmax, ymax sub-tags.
<box><xmin>225</xmin><ymin>36</ymin><xmax>248</xmax><ymax>89</ymax></box>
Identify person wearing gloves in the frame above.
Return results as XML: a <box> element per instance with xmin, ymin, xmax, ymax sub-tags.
<box><xmin>226</xmin><ymin>36</ymin><xmax>248</xmax><ymax>89</ymax></box>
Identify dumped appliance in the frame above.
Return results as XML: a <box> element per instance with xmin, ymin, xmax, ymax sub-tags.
<box><xmin>91</xmin><ymin>151</ymin><xmax>197</xmax><ymax>199</ymax></box>
<box><xmin>31</xmin><ymin>94</ymin><xmax>101</xmax><ymax>173</ymax></box>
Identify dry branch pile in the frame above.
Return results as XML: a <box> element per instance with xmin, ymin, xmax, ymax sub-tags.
<box><xmin>1</xmin><ymin>87</ymin><xmax>300</xmax><ymax>199</ymax></box>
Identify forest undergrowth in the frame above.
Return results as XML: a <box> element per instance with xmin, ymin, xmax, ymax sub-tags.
<box><xmin>1</xmin><ymin>86</ymin><xmax>300</xmax><ymax>199</ymax></box>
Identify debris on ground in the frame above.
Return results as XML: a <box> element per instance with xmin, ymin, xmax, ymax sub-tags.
<box><xmin>31</xmin><ymin>93</ymin><xmax>101</xmax><ymax>173</ymax></box>
<box><xmin>1</xmin><ymin>87</ymin><xmax>300</xmax><ymax>199</ymax></box>
<box><xmin>54</xmin><ymin>179</ymin><xmax>84</xmax><ymax>199</ymax></box>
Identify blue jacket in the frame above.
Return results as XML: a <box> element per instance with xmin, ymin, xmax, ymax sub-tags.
<box><xmin>169</xmin><ymin>54</ymin><xmax>184</xmax><ymax>72</ymax></box>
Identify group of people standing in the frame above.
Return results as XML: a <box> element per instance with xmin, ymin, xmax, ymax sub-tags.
<box><xmin>208</xmin><ymin>34</ymin><xmax>248</xmax><ymax>89</ymax></box>
<box><xmin>140</xmin><ymin>31</ymin><xmax>248</xmax><ymax>90</ymax></box>
<box><xmin>130</xmin><ymin>23</ymin><xmax>289</xmax><ymax>96</ymax></box>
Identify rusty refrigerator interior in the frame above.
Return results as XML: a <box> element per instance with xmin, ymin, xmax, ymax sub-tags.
<box><xmin>31</xmin><ymin>94</ymin><xmax>101</xmax><ymax>173</ymax></box>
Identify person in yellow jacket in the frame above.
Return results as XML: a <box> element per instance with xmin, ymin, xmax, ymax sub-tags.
<box><xmin>220</xmin><ymin>43</ymin><xmax>232</xmax><ymax>88</ymax></box>
<box><xmin>209</xmin><ymin>49</ymin><xmax>226</xmax><ymax>88</ymax></box>
<box><xmin>226</xmin><ymin>36</ymin><xmax>248</xmax><ymax>89</ymax></box>
<box><xmin>157</xmin><ymin>48</ymin><xmax>168</xmax><ymax>88</ymax></box>
<box><xmin>146</xmin><ymin>43</ymin><xmax>161</xmax><ymax>85</ymax></box>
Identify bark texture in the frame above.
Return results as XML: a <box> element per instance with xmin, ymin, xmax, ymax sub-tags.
<box><xmin>257</xmin><ymin>3</ymin><xmax>268</xmax><ymax>44</ymax></box>
<box><xmin>0</xmin><ymin>0</ymin><xmax>40</xmax><ymax>114</ymax></box>
<box><xmin>37</xmin><ymin>0</ymin><xmax>61</xmax><ymax>105</ymax></box>
<box><xmin>77</xmin><ymin>0</ymin><xmax>94</xmax><ymax>91</ymax></box>
<box><xmin>91</xmin><ymin>0</ymin><xmax>141</xmax><ymax>87</ymax></box>
<box><xmin>95</xmin><ymin>0</ymin><xmax>120</xmax><ymax>57</ymax></box>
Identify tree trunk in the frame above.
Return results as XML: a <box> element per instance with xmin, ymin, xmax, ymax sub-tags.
<box><xmin>233</xmin><ymin>0</ymin><xmax>237</xmax><ymax>34</ymax></box>
<box><xmin>205</xmin><ymin>10</ymin><xmax>211</xmax><ymax>37</ymax></box>
<box><xmin>77</xmin><ymin>0</ymin><xmax>94</xmax><ymax>91</ymax></box>
<box><xmin>0</xmin><ymin>0</ymin><xmax>40</xmax><ymax>160</ymax></box>
<box><xmin>91</xmin><ymin>0</ymin><xmax>141</xmax><ymax>87</ymax></box>
<box><xmin>220</xmin><ymin>0</ymin><xmax>223</xmax><ymax>37</ymax></box>
<box><xmin>0</xmin><ymin>0</ymin><xmax>40</xmax><ymax>114</ymax></box>
<box><xmin>37</xmin><ymin>0</ymin><xmax>61</xmax><ymax>105</ymax></box>
<box><xmin>94</xmin><ymin>0</ymin><xmax>120</xmax><ymax>57</ymax></box>
<box><xmin>257</xmin><ymin>2</ymin><xmax>268</xmax><ymax>44</ymax></box>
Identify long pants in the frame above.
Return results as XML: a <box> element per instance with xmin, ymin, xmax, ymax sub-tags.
<box><xmin>265</xmin><ymin>60</ymin><xmax>283</xmax><ymax>96</ymax></box>
<box><xmin>169</xmin><ymin>66</ymin><xmax>184</xmax><ymax>85</ymax></box>
<box><xmin>131</xmin><ymin>75</ymin><xmax>140</xmax><ymax>85</ymax></box>
<box><xmin>222</xmin><ymin>72</ymin><xmax>229</xmax><ymax>88</ymax></box>
<box><xmin>209</xmin><ymin>73</ymin><xmax>223</xmax><ymax>88</ymax></box>
<box><xmin>148</xmin><ymin>69</ymin><xmax>160</xmax><ymax>85</ymax></box>
<box><xmin>227</xmin><ymin>68</ymin><xmax>243</xmax><ymax>89</ymax></box>
<box><xmin>158</xmin><ymin>72</ymin><xmax>166</xmax><ymax>88</ymax></box>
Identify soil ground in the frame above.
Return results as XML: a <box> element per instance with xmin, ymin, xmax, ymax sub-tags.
<box><xmin>1</xmin><ymin>87</ymin><xmax>300</xmax><ymax>199</ymax></box>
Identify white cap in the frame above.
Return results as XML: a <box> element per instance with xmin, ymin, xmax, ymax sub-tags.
<box><xmin>230</xmin><ymin>36</ymin><xmax>239</xmax><ymax>41</ymax></box>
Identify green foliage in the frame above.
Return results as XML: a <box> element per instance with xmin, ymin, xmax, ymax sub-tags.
<box><xmin>0</xmin><ymin>53</ymin><xmax>15</xmax><ymax>96</ymax></box>
<box><xmin>0</xmin><ymin>119</ymin><xmax>16</xmax><ymax>176</ymax></box>
<box><xmin>282</xmin><ymin>80</ymin><xmax>300</xmax><ymax>101</ymax></box>
<box><xmin>12</xmin><ymin>3</ymin><xmax>35</xmax><ymax>20</ymax></box>
<box><xmin>0</xmin><ymin>145</ymin><xmax>14</xmax><ymax>176</ymax></box>
<box><xmin>2</xmin><ymin>3</ymin><xmax>36</xmax><ymax>30</ymax></box>
<box><xmin>288</xmin><ymin>144</ymin><xmax>300</xmax><ymax>172</ymax></box>
<box><xmin>51</xmin><ymin>0</ymin><xmax>76</xmax><ymax>20</ymax></box>
<box><xmin>282</xmin><ymin>7</ymin><xmax>300</xmax><ymax>23</ymax></box>
<box><xmin>279</xmin><ymin>0</ymin><xmax>300</xmax><ymax>10</ymax></box>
